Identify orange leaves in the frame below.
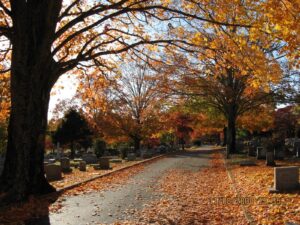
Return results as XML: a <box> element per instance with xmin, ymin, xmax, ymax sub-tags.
<box><xmin>0</xmin><ymin>162</ymin><xmax>146</xmax><ymax>224</ymax></box>
<box><xmin>128</xmin><ymin>153</ymin><xmax>247</xmax><ymax>224</ymax></box>
<box><xmin>62</xmin><ymin>163</ymin><xmax>145</xmax><ymax>197</ymax></box>
<box><xmin>229</xmin><ymin>159</ymin><xmax>300</xmax><ymax>224</ymax></box>
<box><xmin>76</xmin><ymin>61</ymin><xmax>167</xmax><ymax>144</ymax></box>
<box><xmin>238</xmin><ymin>106</ymin><xmax>275</xmax><ymax>132</ymax></box>
<box><xmin>0</xmin><ymin>71</ymin><xmax>10</xmax><ymax>124</ymax></box>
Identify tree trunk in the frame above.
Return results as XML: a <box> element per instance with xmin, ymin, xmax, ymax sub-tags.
<box><xmin>0</xmin><ymin>2</ymin><xmax>62</xmax><ymax>202</ymax></box>
<box><xmin>133</xmin><ymin>138</ymin><xmax>141</xmax><ymax>153</ymax></box>
<box><xmin>227</xmin><ymin>111</ymin><xmax>237</xmax><ymax>155</ymax></box>
<box><xmin>223</xmin><ymin>126</ymin><xmax>227</xmax><ymax>146</ymax></box>
<box><xmin>0</xmin><ymin>78</ymin><xmax>56</xmax><ymax>201</ymax></box>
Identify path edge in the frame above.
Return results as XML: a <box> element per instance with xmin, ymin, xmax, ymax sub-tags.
<box><xmin>222</xmin><ymin>151</ymin><xmax>256</xmax><ymax>225</ymax></box>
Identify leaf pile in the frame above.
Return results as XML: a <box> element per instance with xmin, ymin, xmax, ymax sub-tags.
<box><xmin>121</xmin><ymin>153</ymin><xmax>247</xmax><ymax>225</ymax></box>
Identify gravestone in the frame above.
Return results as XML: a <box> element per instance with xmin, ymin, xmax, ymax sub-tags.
<box><xmin>87</xmin><ymin>147</ymin><xmax>94</xmax><ymax>153</ymax></box>
<box><xmin>79</xmin><ymin>161</ymin><xmax>86</xmax><ymax>171</ymax></box>
<box><xmin>269</xmin><ymin>166</ymin><xmax>299</xmax><ymax>193</ymax></box>
<box><xmin>82</xmin><ymin>153</ymin><xmax>98</xmax><ymax>164</ymax></box>
<box><xmin>248</xmin><ymin>140</ymin><xmax>258</xmax><ymax>157</ymax></box>
<box><xmin>60</xmin><ymin>157</ymin><xmax>72</xmax><ymax>172</ymax></box>
<box><xmin>141</xmin><ymin>149</ymin><xmax>151</xmax><ymax>159</ymax></box>
<box><xmin>45</xmin><ymin>164</ymin><xmax>62</xmax><ymax>181</ymax></box>
<box><xmin>48</xmin><ymin>158</ymin><xmax>56</xmax><ymax>164</ymax></box>
<box><xmin>294</xmin><ymin>142</ymin><xmax>300</xmax><ymax>158</ymax></box>
<box><xmin>127</xmin><ymin>153</ymin><xmax>136</xmax><ymax>161</ymax></box>
<box><xmin>256</xmin><ymin>147</ymin><xmax>266</xmax><ymax>159</ymax></box>
<box><xmin>99</xmin><ymin>157</ymin><xmax>110</xmax><ymax>169</ymax></box>
<box><xmin>74</xmin><ymin>158</ymin><xmax>83</xmax><ymax>162</ymax></box>
<box><xmin>266</xmin><ymin>152</ymin><xmax>276</xmax><ymax>166</ymax></box>
<box><xmin>110</xmin><ymin>159</ymin><xmax>122</xmax><ymax>163</ymax></box>
<box><xmin>274</xmin><ymin>141</ymin><xmax>285</xmax><ymax>160</ymax></box>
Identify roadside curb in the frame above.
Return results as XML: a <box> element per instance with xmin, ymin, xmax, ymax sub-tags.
<box><xmin>222</xmin><ymin>153</ymin><xmax>256</xmax><ymax>225</ymax></box>
<box><xmin>0</xmin><ymin>154</ymin><xmax>167</xmax><ymax>213</ymax></box>
<box><xmin>56</xmin><ymin>154</ymin><xmax>166</xmax><ymax>193</ymax></box>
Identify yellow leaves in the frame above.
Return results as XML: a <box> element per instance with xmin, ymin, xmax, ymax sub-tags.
<box><xmin>274</xmin><ymin>24</ymin><xmax>281</xmax><ymax>31</ymax></box>
<box><xmin>162</xmin><ymin>0</ymin><xmax>172</xmax><ymax>7</ymax></box>
<box><xmin>147</xmin><ymin>44</ymin><xmax>158</xmax><ymax>52</ymax></box>
<box><xmin>190</xmin><ymin>32</ymin><xmax>207</xmax><ymax>45</ymax></box>
<box><xmin>176</xmin><ymin>26</ymin><xmax>185</xmax><ymax>38</ymax></box>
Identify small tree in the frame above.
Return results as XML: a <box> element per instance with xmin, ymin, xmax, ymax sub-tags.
<box><xmin>52</xmin><ymin>109</ymin><xmax>93</xmax><ymax>158</ymax></box>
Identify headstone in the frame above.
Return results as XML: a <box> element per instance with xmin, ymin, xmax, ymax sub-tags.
<box><xmin>294</xmin><ymin>142</ymin><xmax>300</xmax><ymax>158</ymax></box>
<box><xmin>110</xmin><ymin>159</ymin><xmax>122</xmax><ymax>163</ymax></box>
<box><xmin>55</xmin><ymin>142</ymin><xmax>63</xmax><ymax>159</ymax></box>
<box><xmin>87</xmin><ymin>147</ymin><xmax>93</xmax><ymax>153</ymax></box>
<box><xmin>256</xmin><ymin>147</ymin><xmax>266</xmax><ymax>159</ymax></box>
<box><xmin>74</xmin><ymin>158</ymin><xmax>83</xmax><ymax>162</ymax></box>
<box><xmin>269</xmin><ymin>166</ymin><xmax>299</xmax><ymax>193</ymax></box>
<box><xmin>248</xmin><ymin>140</ymin><xmax>258</xmax><ymax>157</ymax></box>
<box><xmin>44</xmin><ymin>164</ymin><xmax>62</xmax><ymax>181</ymax></box>
<box><xmin>60</xmin><ymin>157</ymin><xmax>71</xmax><ymax>172</ymax></box>
<box><xmin>79</xmin><ymin>161</ymin><xmax>86</xmax><ymax>171</ymax></box>
<box><xmin>266</xmin><ymin>152</ymin><xmax>276</xmax><ymax>166</ymax></box>
<box><xmin>141</xmin><ymin>151</ymin><xmax>152</xmax><ymax>159</ymax></box>
<box><xmin>82</xmin><ymin>153</ymin><xmax>98</xmax><ymax>164</ymax></box>
<box><xmin>48</xmin><ymin>158</ymin><xmax>56</xmax><ymax>164</ymax></box>
<box><xmin>99</xmin><ymin>157</ymin><xmax>110</xmax><ymax>169</ymax></box>
<box><xmin>127</xmin><ymin>153</ymin><xmax>136</xmax><ymax>161</ymax></box>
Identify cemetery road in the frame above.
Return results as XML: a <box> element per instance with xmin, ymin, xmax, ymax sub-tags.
<box><xmin>26</xmin><ymin>147</ymin><xmax>221</xmax><ymax>225</ymax></box>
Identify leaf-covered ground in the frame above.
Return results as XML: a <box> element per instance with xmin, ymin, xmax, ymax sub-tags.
<box><xmin>117</xmin><ymin>153</ymin><xmax>300</xmax><ymax>225</ymax></box>
<box><xmin>229</xmin><ymin>158</ymin><xmax>300</xmax><ymax>225</ymax></box>
<box><xmin>0</xmin><ymin>163</ymin><xmax>146</xmax><ymax>224</ymax></box>
<box><xmin>51</xmin><ymin>160</ymin><xmax>142</xmax><ymax>189</ymax></box>
<box><xmin>1</xmin><ymin>152</ymin><xmax>299</xmax><ymax>225</ymax></box>
<box><xmin>120</xmin><ymin>153</ymin><xmax>248</xmax><ymax>225</ymax></box>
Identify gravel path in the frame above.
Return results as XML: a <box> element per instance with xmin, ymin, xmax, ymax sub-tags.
<box><xmin>27</xmin><ymin>147</ymin><xmax>219</xmax><ymax>225</ymax></box>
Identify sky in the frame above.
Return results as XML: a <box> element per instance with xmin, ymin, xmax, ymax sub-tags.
<box><xmin>48</xmin><ymin>74</ymin><xmax>78</xmax><ymax>120</ymax></box>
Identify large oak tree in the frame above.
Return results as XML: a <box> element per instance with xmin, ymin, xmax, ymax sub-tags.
<box><xmin>0</xmin><ymin>0</ymin><xmax>297</xmax><ymax>202</ymax></box>
<box><xmin>0</xmin><ymin>0</ymin><xmax>243</xmax><ymax>202</ymax></box>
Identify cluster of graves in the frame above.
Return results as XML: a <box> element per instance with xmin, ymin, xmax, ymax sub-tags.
<box><xmin>0</xmin><ymin>144</ymin><xmax>178</xmax><ymax>182</ymax></box>
<box><xmin>240</xmin><ymin>138</ymin><xmax>300</xmax><ymax>193</ymax></box>
<box><xmin>244</xmin><ymin>138</ymin><xmax>300</xmax><ymax>162</ymax></box>
<box><xmin>42</xmin><ymin>146</ymin><xmax>171</xmax><ymax>182</ymax></box>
